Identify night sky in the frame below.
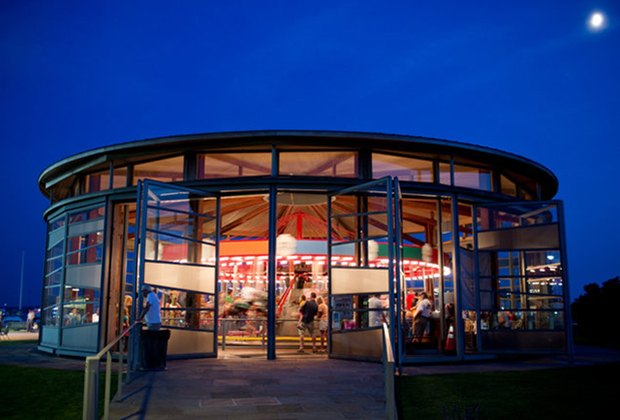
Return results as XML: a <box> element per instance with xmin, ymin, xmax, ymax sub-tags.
<box><xmin>1</xmin><ymin>1</ymin><xmax>618</xmax><ymax>308</ymax></box>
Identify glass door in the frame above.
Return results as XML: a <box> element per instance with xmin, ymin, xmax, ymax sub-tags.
<box><xmin>327</xmin><ymin>177</ymin><xmax>401</xmax><ymax>362</ymax></box>
<box><xmin>135</xmin><ymin>180</ymin><xmax>220</xmax><ymax>358</ymax></box>
<box><xmin>472</xmin><ymin>201</ymin><xmax>572</xmax><ymax>354</ymax></box>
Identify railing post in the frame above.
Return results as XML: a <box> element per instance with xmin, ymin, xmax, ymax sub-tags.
<box><xmin>221</xmin><ymin>318</ymin><xmax>227</xmax><ymax>351</ymax></box>
<box><xmin>382</xmin><ymin>323</ymin><xmax>398</xmax><ymax>420</ymax></box>
<box><xmin>103</xmin><ymin>352</ymin><xmax>112</xmax><ymax>420</ymax></box>
<box><xmin>82</xmin><ymin>357</ymin><xmax>99</xmax><ymax>420</ymax></box>
<box><xmin>116</xmin><ymin>337</ymin><xmax>124</xmax><ymax>401</ymax></box>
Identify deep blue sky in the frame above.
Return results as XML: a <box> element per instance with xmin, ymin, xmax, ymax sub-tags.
<box><xmin>1</xmin><ymin>1</ymin><xmax>618</xmax><ymax>308</ymax></box>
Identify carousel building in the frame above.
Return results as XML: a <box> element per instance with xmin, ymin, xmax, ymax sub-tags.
<box><xmin>37</xmin><ymin>130</ymin><xmax>573</xmax><ymax>364</ymax></box>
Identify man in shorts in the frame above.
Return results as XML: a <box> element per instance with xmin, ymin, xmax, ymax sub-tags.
<box><xmin>297</xmin><ymin>292</ymin><xmax>318</xmax><ymax>353</ymax></box>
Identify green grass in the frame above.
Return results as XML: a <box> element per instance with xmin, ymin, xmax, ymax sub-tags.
<box><xmin>397</xmin><ymin>363</ymin><xmax>620</xmax><ymax>419</ymax></box>
<box><xmin>0</xmin><ymin>365</ymin><xmax>117</xmax><ymax>420</ymax></box>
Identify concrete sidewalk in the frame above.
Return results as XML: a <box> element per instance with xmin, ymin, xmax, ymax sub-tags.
<box><xmin>110</xmin><ymin>357</ymin><xmax>386</xmax><ymax>420</ymax></box>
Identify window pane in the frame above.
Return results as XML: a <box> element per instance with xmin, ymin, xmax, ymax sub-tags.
<box><xmin>372</xmin><ymin>153</ymin><xmax>433</xmax><ymax>182</ymax></box>
<box><xmin>500</xmin><ymin>175</ymin><xmax>517</xmax><ymax>196</ymax></box>
<box><xmin>198</xmin><ymin>153</ymin><xmax>271</xmax><ymax>179</ymax></box>
<box><xmin>62</xmin><ymin>287</ymin><xmax>101</xmax><ymax>326</ymax></box>
<box><xmin>330</xmin><ymin>294</ymin><xmax>389</xmax><ymax>331</ymax></box>
<box><xmin>43</xmin><ymin>286</ymin><xmax>61</xmax><ymax>309</ymax></box>
<box><xmin>112</xmin><ymin>166</ymin><xmax>129</xmax><ymax>188</ymax></box>
<box><xmin>454</xmin><ymin>165</ymin><xmax>492</xmax><ymax>191</ymax></box>
<box><xmin>133</xmin><ymin>156</ymin><xmax>184</xmax><ymax>185</ymax></box>
<box><xmin>43</xmin><ymin>305</ymin><xmax>60</xmax><ymax>327</ymax></box>
<box><xmin>279</xmin><ymin>152</ymin><xmax>357</xmax><ymax>177</ymax></box>
<box><xmin>439</xmin><ymin>163</ymin><xmax>451</xmax><ymax>185</ymax></box>
<box><xmin>84</xmin><ymin>171</ymin><xmax>111</xmax><ymax>193</ymax></box>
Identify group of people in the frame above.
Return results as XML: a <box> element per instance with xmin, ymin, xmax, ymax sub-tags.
<box><xmin>297</xmin><ymin>292</ymin><xmax>328</xmax><ymax>353</ymax></box>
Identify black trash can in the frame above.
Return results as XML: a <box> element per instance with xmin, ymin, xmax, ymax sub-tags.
<box><xmin>140</xmin><ymin>329</ymin><xmax>171</xmax><ymax>370</ymax></box>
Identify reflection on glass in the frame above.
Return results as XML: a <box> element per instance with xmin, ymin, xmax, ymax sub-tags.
<box><xmin>453</xmin><ymin>165</ymin><xmax>492</xmax><ymax>191</ymax></box>
<box><xmin>133</xmin><ymin>156</ymin><xmax>184</xmax><ymax>185</ymax></box>
<box><xmin>372</xmin><ymin>153</ymin><xmax>433</xmax><ymax>182</ymax></box>
<box><xmin>198</xmin><ymin>153</ymin><xmax>271</xmax><ymax>178</ymax></box>
<box><xmin>279</xmin><ymin>152</ymin><xmax>357</xmax><ymax>177</ymax></box>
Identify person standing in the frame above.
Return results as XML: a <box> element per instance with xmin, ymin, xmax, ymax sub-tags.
<box><xmin>297</xmin><ymin>292</ymin><xmax>318</xmax><ymax>353</ymax></box>
<box><xmin>139</xmin><ymin>285</ymin><xmax>162</xmax><ymax>330</ymax></box>
<box><xmin>412</xmin><ymin>292</ymin><xmax>432</xmax><ymax>343</ymax></box>
<box><xmin>26</xmin><ymin>309</ymin><xmax>35</xmax><ymax>332</ymax></box>
<box><xmin>316</xmin><ymin>296</ymin><xmax>328</xmax><ymax>353</ymax></box>
<box><xmin>368</xmin><ymin>294</ymin><xmax>387</xmax><ymax>327</ymax></box>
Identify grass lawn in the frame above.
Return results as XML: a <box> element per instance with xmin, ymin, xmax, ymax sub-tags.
<box><xmin>398</xmin><ymin>363</ymin><xmax>620</xmax><ymax>419</ymax></box>
<box><xmin>0</xmin><ymin>364</ymin><xmax>117</xmax><ymax>420</ymax></box>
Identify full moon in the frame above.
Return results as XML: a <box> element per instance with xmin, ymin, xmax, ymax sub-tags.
<box><xmin>589</xmin><ymin>11</ymin><xmax>605</xmax><ymax>30</ymax></box>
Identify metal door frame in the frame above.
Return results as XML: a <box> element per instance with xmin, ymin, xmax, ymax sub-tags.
<box><xmin>133</xmin><ymin>179</ymin><xmax>221</xmax><ymax>362</ymax></box>
<box><xmin>327</xmin><ymin>177</ymin><xmax>402</xmax><ymax>365</ymax></box>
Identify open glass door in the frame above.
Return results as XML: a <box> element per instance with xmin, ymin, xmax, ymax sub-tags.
<box><xmin>135</xmin><ymin>180</ymin><xmax>220</xmax><ymax>358</ymax></box>
<box><xmin>327</xmin><ymin>177</ymin><xmax>401</xmax><ymax>362</ymax></box>
<box><xmin>472</xmin><ymin>201</ymin><xmax>572</xmax><ymax>354</ymax></box>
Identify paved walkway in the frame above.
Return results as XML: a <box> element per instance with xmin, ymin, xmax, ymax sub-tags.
<box><xmin>111</xmin><ymin>356</ymin><xmax>386</xmax><ymax>419</ymax></box>
<box><xmin>2</xmin><ymin>333</ymin><xmax>620</xmax><ymax>419</ymax></box>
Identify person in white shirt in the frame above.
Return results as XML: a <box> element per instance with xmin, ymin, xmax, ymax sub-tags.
<box><xmin>139</xmin><ymin>285</ymin><xmax>162</xmax><ymax>330</ymax></box>
<box><xmin>368</xmin><ymin>294</ymin><xmax>387</xmax><ymax>327</ymax></box>
<box><xmin>412</xmin><ymin>292</ymin><xmax>432</xmax><ymax>343</ymax></box>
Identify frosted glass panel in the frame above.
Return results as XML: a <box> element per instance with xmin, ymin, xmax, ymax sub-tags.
<box><xmin>167</xmin><ymin>329</ymin><xmax>214</xmax><ymax>355</ymax></box>
<box><xmin>65</xmin><ymin>264</ymin><xmax>102</xmax><ymax>288</ymax></box>
<box><xmin>331</xmin><ymin>329</ymin><xmax>382</xmax><ymax>359</ymax></box>
<box><xmin>145</xmin><ymin>261</ymin><xmax>215</xmax><ymax>293</ymax></box>
<box><xmin>331</xmin><ymin>267</ymin><xmax>389</xmax><ymax>294</ymax></box>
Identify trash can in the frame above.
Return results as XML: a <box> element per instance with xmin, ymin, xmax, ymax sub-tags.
<box><xmin>140</xmin><ymin>329</ymin><xmax>171</xmax><ymax>370</ymax></box>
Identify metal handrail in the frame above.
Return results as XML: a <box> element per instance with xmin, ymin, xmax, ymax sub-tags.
<box><xmin>382</xmin><ymin>322</ymin><xmax>398</xmax><ymax>420</ymax></box>
<box><xmin>83</xmin><ymin>322</ymin><xmax>141</xmax><ymax>420</ymax></box>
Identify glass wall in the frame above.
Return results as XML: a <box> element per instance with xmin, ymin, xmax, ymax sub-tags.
<box><xmin>475</xmin><ymin>202</ymin><xmax>566</xmax><ymax>351</ymax></box>
<box><xmin>133</xmin><ymin>156</ymin><xmax>184</xmax><ymax>185</ymax></box>
<box><xmin>217</xmin><ymin>193</ymin><xmax>270</xmax><ymax>355</ymax></box>
<box><xmin>372</xmin><ymin>153</ymin><xmax>433</xmax><ymax>182</ymax></box>
<box><xmin>453</xmin><ymin>164</ymin><xmax>493</xmax><ymax>191</ymax></box>
<box><xmin>41</xmin><ymin>216</ymin><xmax>66</xmax><ymax>347</ymax></box>
<box><xmin>401</xmin><ymin>197</ymin><xmax>455</xmax><ymax>357</ymax></box>
<box><xmin>198</xmin><ymin>153</ymin><xmax>271</xmax><ymax>178</ymax></box>
<box><xmin>60</xmin><ymin>206</ymin><xmax>105</xmax><ymax>352</ymax></box>
<box><xmin>84</xmin><ymin>171</ymin><xmax>111</xmax><ymax>193</ymax></box>
<box><xmin>279</xmin><ymin>151</ymin><xmax>357</xmax><ymax>177</ymax></box>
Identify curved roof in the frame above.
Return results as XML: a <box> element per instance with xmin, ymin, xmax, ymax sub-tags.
<box><xmin>38</xmin><ymin>130</ymin><xmax>559</xmax><ymax>198</ymax></box>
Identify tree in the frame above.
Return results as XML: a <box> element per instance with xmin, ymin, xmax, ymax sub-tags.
<box><xmin>571</xmin><ymin>277</ymin><xmax>620</xmax><ymax>348</ymax></box>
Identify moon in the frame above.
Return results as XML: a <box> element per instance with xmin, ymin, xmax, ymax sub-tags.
<box><xmin>588</xmin><ymin>11</ymin><xmax>606</xmax><ymax>30</ymax></box>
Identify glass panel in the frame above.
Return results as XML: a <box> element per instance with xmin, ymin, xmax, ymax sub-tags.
<box><xmin>439</xmin><ymin>162</ymin><xmax>451</xmax><ymax>185</ymax></box>
<box><xmin>476</xmin><ymin>203</ymin><xmax>558</xmax><ymax>231</ymax></box>
<box><xmin>372</xmin><ymin>153</ymin><xmax>433</xmax><ymax>182</ymax></box>
<box><xmin>62</xmin><ymin>287</ymin><xmax>101</xmax><ymax>326</ymax></box>
<box><xmin>133</xmin><ymin>156</ymin><xmax>184</xmax><ymax>185</ymax></box>
<box><xmin>500</xmin><ymin>175</ymin><xmax>517</xmax><ymax>196</ymax></box>
<box><xmin>46</xmin><ymin>256</ymin><xmax>64</xmax><ymax>273</ymax></box>
<box><xmin>198</xmin><ymin>153</ymin><xmax>271</xmax><ymax>179</ymax></box>
<box><xmin>84</xmin><ymin>170</ymin><xmax>111</xmax><ymax>193</ymax></box>
<box><xmin>43</xmin><ymin>286</ymin><xmax>61</xmax><ymax>309</ymax></box>
<box><xmin>66</xmin><ymin>244</ymin><xmax>103</xmax><ymax>265</ymax></box>
<box><xmin>158</xmin><ymin>287</ymin><xmax>216</xmax><ymax>330</ymax></box>
<box><xmin>279</xmin><ymin>151</ymin><xmax>357</xmax><ymax>177</ymax></box>
<box><xmin>145</xmin><ymin>207</ymin><xmax>216</xmax><ymax>244</ymax></box>
<box><xmin>483</xmin><ymin>310</ymin><xmax>564</xmax><ymax>330</ymax></box>
<box><xmin>69</xmin><ymin>207</ymin><xmax>105</xmax><ymax>225</ymax></box>
<box><xmin>112</xmin><ymin>166</ymin><xmax>129</xmax><ymax>188</ymax></box>
<box><xmin>43</xmin><ymin>305</ymin><xmax>60</xmax><ymax>327</ymax></box>
<box><xmin>50</xmin><ymin>217</ymin><xmax>65</xmax><ymax>231</ymax></box>
<box><xmin>45</xmin><ymin>270</ymin><xmax>63</xmax><ymax>287</ymax></box>
<box><xmin>331</xmin><ymin>294</ymin><xmax>389</xmax><ymax>331</ymax></box>
<box><xmin>218</xmin><ymin>193</ymin><xmax>270</xmax><ymax>354</ymax></box>
<box><xmin>454</xmin><ymin>165</ymin><xmax>492</xmax><ymax>191</ymax></box>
